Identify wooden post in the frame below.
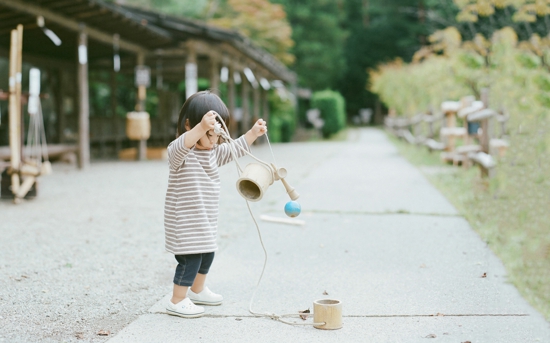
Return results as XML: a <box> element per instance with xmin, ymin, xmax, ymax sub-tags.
<box><xmin>253</xmin><ymin>81</ymin><xmax>260</xmax><ymax>123</ymax></box>
<box><xmin>185</xmin><ymin>42</ymin><xmax>198</xmax><ymax>99</ymax></box>
<box><xmin>241</xmin><ymin>75</ymin><xmax>249</xmax><ymax>131</ymax></box>
<box><xmin>111</xmin><ymin>69</ymin><xmax>121</xmax><ymax>152</ymax></box>
<box><xmin>210</xmin><ymin>55</ymin><xmax>220</xmax><ymax>95</ymax></box>
<box><xmin>227</xmin><ymin>63</ymin><xmax>237</xmax><ymax>137</ymax></box>
<box><xmin>374</xmin><ymin>99</ymin><xmax>383</xmax><ymax>125</ymax></box>
<box><xmin>16</xmin><ymin>25</ymin><xmax>23</xmax><ymax>164</ymax></box>
<box><xmin>77</xmin><ymin>25</ymin><xmax>90</xmax><ymax>169</ymax></box>
<box><xmin>262</xmin><ymin>87</ymin><xmax>269</xmax><ymax>125</ymax></box>
<box><xmin>480</xmin><ymin>88</ymin><xmax>491</xmax><ymax>154</ymax></box>
<box><xmin>136</xmin><ymin>52</ymin><xmax>147</xmax><ymax>161</ymax></box>
<box><xmin>444</xmin><ymin>111</ymin><xmax>457</xmax><ymax>152</ymax></box>
<box><xmin>8</xmin><ymin>28</ymin><xmax>21</xmax><ymax>194</ymax></box>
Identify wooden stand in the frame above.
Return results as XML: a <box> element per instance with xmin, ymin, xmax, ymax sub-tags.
<box><xmin>313</xmin><ymin>299</ymin><xmax>343</xmax><ymax>330</ymax></box>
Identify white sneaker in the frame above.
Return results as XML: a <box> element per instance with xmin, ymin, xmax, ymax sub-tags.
<box><xmin>166</xmin><ymin>297</ymin><xmax>205</xmax><ymax>318</ymax></box>
<box><xmin>188</xmin><ymin>286</ymin><xmax>223</xmax><ymax>306</ymax></box>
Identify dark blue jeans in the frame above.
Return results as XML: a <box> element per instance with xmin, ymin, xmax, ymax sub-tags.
<box><xmin>173</xmin><ymin>252</ymin><xmax>215</xmax><ymax>287</ymax></box>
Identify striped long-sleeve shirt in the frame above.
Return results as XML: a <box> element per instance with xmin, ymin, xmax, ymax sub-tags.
<box><xmin>164</xmin><ymin>132</ymin><xmax>250</xmax><ymax>255</ymax></box>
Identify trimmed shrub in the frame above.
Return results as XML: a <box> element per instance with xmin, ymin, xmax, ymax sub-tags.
<box><xmin>311</xmin><ymin>90</ymin><xmax>346</xmax><ymax>137</ymax></box>
<box><xmin>268</xmin><ymin>91</ymin><xmax>296</xmax><ymax>143</ymax></box>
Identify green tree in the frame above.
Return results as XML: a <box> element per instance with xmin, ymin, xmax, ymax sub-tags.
<box><xmin>271</xmin><ymin>0</ymin><xmax>348</xmax><ymax>90</ymax></box>
<box><xmin>337</xmin><ymin>0</ymin><xmax>458</xmax><ymax>117</ymax></box>
<box><xmin>209</xmin><ymin>0</ymin><xmax>295</xmax><ymax>65</ymax></box>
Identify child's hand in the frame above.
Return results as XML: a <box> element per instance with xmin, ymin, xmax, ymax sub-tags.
<box><xmin>200</xmin><ymin>111</ymin><xmax>218</xmax><ymax>132</ymax></box>
<box><xmin>251</xmin><ymin>119</ymin><xmax>267</xmax><ymax>137</ymax></box>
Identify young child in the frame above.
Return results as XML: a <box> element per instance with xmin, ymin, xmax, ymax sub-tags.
<box><xmin>164</xmin><ymin>90</ymin><xmax>267</xmax><ymax>318</ymax></box>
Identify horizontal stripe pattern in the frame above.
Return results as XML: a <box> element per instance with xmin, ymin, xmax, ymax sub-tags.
<box><xmin>164</xmin><ymin>133</ymin><xmax>249</xmax><ymax>255</ymax></box>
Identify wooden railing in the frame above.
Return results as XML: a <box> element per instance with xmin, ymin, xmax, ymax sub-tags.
<box><xmin>384</xmin><ymin>92</ymin><xmax>510</xmax><ymax>177</ymax></box>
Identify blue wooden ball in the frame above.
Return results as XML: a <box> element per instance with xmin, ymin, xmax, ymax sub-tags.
<box><xmin>284</xmin><ymin>201</ymin><xmax>301</xmax><ymax>218</ymax></box>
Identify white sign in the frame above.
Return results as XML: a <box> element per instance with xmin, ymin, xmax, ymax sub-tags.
<box><xmin>28</xmin><ymin>68</ymin><xmax>41</xmax><ymax>115</ymax></box>
<box><xmin>135</xmin><ymin>65</ymin><xmax>151</xmax><ymax>87</ymax></box>
<box><xmin>78</xmin><ymin>45</ymin><xmax>87</xmax><ymax>65</ymax></box>
<box><xmin>185</xmin><ymin>63</ymin><xmax>198</xmax><ymax>99</ymax></box>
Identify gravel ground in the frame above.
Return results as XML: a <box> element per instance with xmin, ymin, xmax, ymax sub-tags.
<box><xmin>0</xmin><ymin>161</ymin><xmax>176</xmax><ymax>342</ymax></box>
<box><xmin>0</xmin><ymin>140</ymin><xmax>342</xmax><ymax>343</ymax></box>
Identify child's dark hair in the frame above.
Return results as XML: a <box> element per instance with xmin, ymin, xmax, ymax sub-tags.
<box><xmin>176</xmin><ymin>90</ymin><xmax>230</xmax><ymax>137</ymax></box>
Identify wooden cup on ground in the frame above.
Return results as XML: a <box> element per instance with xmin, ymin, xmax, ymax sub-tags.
<box><xmin>313</xmin><ymin>299</ymin><xmax>343</xmax><ymax>330</ymax></box>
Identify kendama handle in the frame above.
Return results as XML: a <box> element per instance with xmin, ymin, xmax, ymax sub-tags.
<box><xmin>280</xmin><ymin>178</ymin><xmax>299</xmax><ymax>200</ymax></box>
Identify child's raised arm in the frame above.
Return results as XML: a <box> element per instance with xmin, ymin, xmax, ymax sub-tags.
<box><xmin>244</xmin><ymin>119</ymin><xmax>267</xmax><ymax>146</ymax></box>
<box><xmin>184</xmin><ymin>111</ymin><xmax>217</xmax><ymax>148</ymax></box>
<box><xmin>167</xmin><ymin>111</ymin><xmax>217</xmax><ymax>171</ymax></box>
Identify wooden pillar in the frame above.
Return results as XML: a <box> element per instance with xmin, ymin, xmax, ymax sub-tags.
<box><xmin>77</xmin><ymin>25</ymin><xmax>90</xmax><ymax>169</ymax></box>
<box><xmin>53</xmin><ymin>68</ymin><xmax>64</xmax><ymax>144</ymax></box>
<box><xmin>444</xmin><ymin>111</ymin><xmax>457</xmax><ymax>152</ymax></box>
<box><xmin>480</xmin><ymin>88</ymin><xmax>492</xmax><ymax>154</ymax></box>
<box><xmin>136</xmin><ymin>53</ymin><xmax>146</xmax><ymax>112</ymax></box>
<box><xmin>253</xmin><ymin>82</ymin><xmax>260</xmax><ymax>122</ymax></box>
<box><xmin>241</xmin><ymin>74</ymin><xmax>249</xmax><ymax>131</ymax></box>
<box><xmin>110</xmin><ymin>70</ymin><xmax>121</xmax><ymax>152</ymax></box>
<box><xmin>8</xmin><ymin>28</ymin><xmax>21</xmax><ymax>194</ymax></box>
<box><xmin>227</xmin><ymin>63</ymin><xmax>237</xmax><ymax>136</ymax></box>
<box><xmin>185</xmin><ymin>42</ymin><xmax>198</xmax><ymax>99</ymax></box>
<box><xmin>136</xmin><ymin>52</ymin><xmax>147</xmax><ymax>161</ymax></box>
<box><xmin>210</xmin><ymin>56</ymin><xmax>220</xmax><ymax>95</ymax></box>
<box><xmin>262</xmin><ymin>87</ymin><xmax>269</xmax><ymax>124</ymax></box>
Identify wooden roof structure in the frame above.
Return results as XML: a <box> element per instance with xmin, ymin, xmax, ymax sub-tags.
<box><xmin>0</xmin><ymin>0</ymin><xmax>296</xmax><ymax>169</ymax></box>
<box><xmin>0</xmin><ymin>0</ymin><xmax>295</xmax><ymax>83</ymax></box>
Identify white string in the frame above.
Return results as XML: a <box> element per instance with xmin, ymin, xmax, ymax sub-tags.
<box><xmin>213</xmin><ymin>113</ymin><xmax>324</xmax><ymax>327</ymax></box>
<box><xmin>264</xmin><ymin>133</ymin><xmax>278</xmax><ymax>167</ymax></box>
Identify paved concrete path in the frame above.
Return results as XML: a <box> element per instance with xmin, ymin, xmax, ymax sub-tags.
<box><xmin>106</xmin><ymin>128</ymin><xmax>550</xmax><ymax>342</ymax></box>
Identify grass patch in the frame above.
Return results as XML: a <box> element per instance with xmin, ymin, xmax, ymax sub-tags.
<box><xmin>387</xmin><ymin>132</ymin><xmax>550</xmax><ymax>321</ymax></box>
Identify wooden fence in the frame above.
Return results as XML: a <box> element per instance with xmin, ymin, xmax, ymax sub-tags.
<box><xmin>384</xmin><ymin>90</ymin><xmax>510</xmax><ymax>177</ymax></box>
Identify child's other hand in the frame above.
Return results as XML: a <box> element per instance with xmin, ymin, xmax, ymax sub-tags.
<box><xmin>251</xmin><ymin>119</ymin><xmax>267</xmax><ymax>137</ymax></box>
<box><xmin>200</xmin><ymin>111</ymin><xmax>218</xmax><ymax>132</ymax></box>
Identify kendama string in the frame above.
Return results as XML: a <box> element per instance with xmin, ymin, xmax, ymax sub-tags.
<box><xmin>213</xmin><ymin>112</ymin><xmax>324</xmax><ymax>326</ymax></box>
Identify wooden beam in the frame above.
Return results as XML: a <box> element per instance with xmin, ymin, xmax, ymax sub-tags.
<box><xmin>241</xmin><ymin>74</ymin><xmax>249</xmax><ymax>131</ymax></box>
<box><xmin>77</xmin><ymin>25</ymin><xmax>90</xmax><ymax>169</ymax></box>
<box><xmin>8</xmin><ymin>28</ymin><xmax>21</xmax><ymax>194</ymax></box>
<box><xmin>227</xmin><ymin>63</ymin><xmax>236</xmax><ymax>137</ymax></box>
<box><xmin>136</xmin><ymin>52</ymin><xmax>147</xmax><ymax>161</ymax></box>
<box><xmin>185</xmin><ymin>41</ymin><xmax>198</xmax><ymax>99</ymax></box>
<box><xmin>0</xmin><ymin>0</ymin><xmax>147</xmax><ymax>54</ymax></box>
<box><xmin>209</xmin><ymin>55</ymin><xmax>219</xmax><ymax>95</ymax></box>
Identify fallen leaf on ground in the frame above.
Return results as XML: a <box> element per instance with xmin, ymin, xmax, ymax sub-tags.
<box><xmin>462</xmin><ymin>341</ymin><xmax>471</xmax><ymax>343</ymax></box>
<box><xmin>97</xmin><ymin>330</ymin><xmax>110</xmax><ymax>336</ymax></box>
<box><xmin>425</xmin><ymin>333</ymin><xmax>437</xmax><ymax>338</ymax></box>
<box><xmin>436</xmin><ymin>313</ymin><xmax>444</xmax><ymax>316</ymax></box>
<box><xmin>298</xmin><ymin>309</ymin><xmax>310</xmax><ymax>320</ymax></box>
<box><xmin>323</xmin><ymin>290</ymin><xmax>328</xmax><ymax>295</ymax></box>
<box><xmin>481</xmin><ymin>272</ymin><xmax>487</xmax><ymax>278</ymax></box>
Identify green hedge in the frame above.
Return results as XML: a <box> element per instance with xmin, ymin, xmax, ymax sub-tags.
<box><xmin>268</xmin><ymin>91</ymin><xmax>296</xmax><ymax>143</ymax></box>
<box><xmin>311</xmin><ymin>90</ymin><xmax>346</xmax><ymax>138</ymax></box>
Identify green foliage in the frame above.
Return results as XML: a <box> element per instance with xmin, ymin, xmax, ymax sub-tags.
<box><xmin>209</xmin><ymin>0</ymin><xmax>295</xmax><ymax>65</ymax></box>
<box><xmin>271</xmin><ymin>0</ymin><xmax>347</xmax><ymax>90</ymax></box>
<box><xmin>311</xmin><ymin>90</ymin><xmax>346</xmax><ymax>138</ymax></box>
<box><xmin>268</xmin><ymin>91</ymin><xmax>296</xmax><ymax>143</ymax></box>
